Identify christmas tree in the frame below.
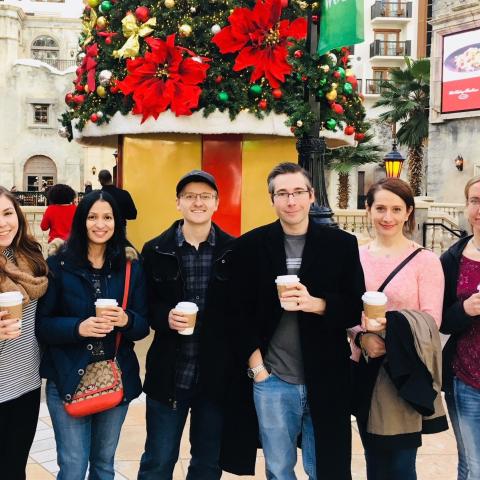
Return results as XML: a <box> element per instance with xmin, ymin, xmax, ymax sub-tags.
<box><xmin>60</xmin><ymin>0</ymin><xmax>367</xmax><ymax>142</ymax></box>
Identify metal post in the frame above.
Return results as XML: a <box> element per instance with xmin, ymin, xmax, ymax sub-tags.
<box><xmin>296</xmin><ymin>9</ymin><xmax>337</xmax><ymax>226</ymax></box>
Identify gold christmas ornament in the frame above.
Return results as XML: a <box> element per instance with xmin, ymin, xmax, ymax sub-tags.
<box><xmin>84</xmin><ymin>84</ymin><xmax>90</xmax><ymax>94</ymax></box>
<box><xmin>325</xmin><ymin>90</ymin><xmax>338</xmax><ymax>101</ymax></box>
<box><xmin>96</xmin><ymin>16</ymin><xmax>108</xmax><ymax>29</ymax></box>
<box><xmin>345</xmin><ymin>69</ymin><xmax>353</xmax><ymax>77</ymax></box>
<box><xmin>96</xmin><ymin>85</ymin><xmax>107</xmax><ymax>97</ymax></box>
<box><xmin>320</xmin><ymin>65</ymin><xmax>330</xmax><ymax>73</ymax></box>
<box><xmin>179</xmin><ymin>23</ymin><xmax>192</xmax><ymax>37</ymax></box>
<box><xmin>88</xmin><ymin>0</ymin><xmax>100</xmax><ymax>7</ymax></box>
<box><xmin>164</xmin><ymin>0</ymin><xmax>175</xmax><ymax>8</ymax></box>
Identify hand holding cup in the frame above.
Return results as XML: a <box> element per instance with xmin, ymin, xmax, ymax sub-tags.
<box><xmin>362</xmin><ymin>292</ymin><xmax>387</xmax><ymax>332</ymax></box>
<box><xmin>78</xmin><ymin>316</ymin><xmax>114</xmax><ymax>338</ymax></box>
<box><xmin>0</xmin><ymin>310</ymin><xmax>22</xmax><ymax>340</ymax></box>
<box><xmin>169</xmin><ymin>302</ymin><xmax>198</xmax><ymax>335</ymax></box>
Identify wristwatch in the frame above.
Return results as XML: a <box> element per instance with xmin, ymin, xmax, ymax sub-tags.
<box><xmin>247</xmin><ymin>363</ymin><xmax>266</xmax><ymax>379</ymax></box>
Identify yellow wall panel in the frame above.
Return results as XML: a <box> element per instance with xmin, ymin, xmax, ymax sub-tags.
<box><xmin>123</xmin><ymin>134</ymin><xmax>201</xmax><ymax>250</ymax></box>
<box><xmin>241</xmin><ymin>135</ymin><xmax>298</xmax><ymax>233</ymax></box>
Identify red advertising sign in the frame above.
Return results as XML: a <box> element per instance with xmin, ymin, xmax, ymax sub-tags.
<box><xmin>441</xmin><ymin>28</ymin><xmax>480</xmax><ymax>114</ymax></box>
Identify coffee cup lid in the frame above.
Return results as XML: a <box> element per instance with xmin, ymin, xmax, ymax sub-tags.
<box><xmin>95</xmin><ymin>298</ymin><xmax>118</xmax><ymax>307</ymax></box>
<box><xmin>176</xmin><ymin>301</ymin><xmax>199</xmax><ymax>313</ymax></box>
<box><xmin>361</xmin><ymin>291</ymin><xmax>387</xmax><ymax>305</ymax></box>
<box><xmin>275</xmin><ymin>275</ymin><xmax>300</xmax><ymax>285</ymax></box>
<box><xmin>0</xmin><ymin>291</ymin><xmax>23</xmax><ymax>305</ymax></box>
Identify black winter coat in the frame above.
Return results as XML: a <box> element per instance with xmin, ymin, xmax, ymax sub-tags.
<box><xmin>440</xmin><ymin>235</ymin><xmax>474</xmax><ymax>394</ymax></box>
<box><xmin>141</xmin><ymin>221</ymin><xmax>235</xmax><ymax>407</ymax></box>
<box><xmin>220</xmin><ymin>220</ymin><xmax>365</xmax><ymax>480</ymax></box>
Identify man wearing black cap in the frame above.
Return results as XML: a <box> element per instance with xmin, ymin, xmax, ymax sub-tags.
<box><xmin>138</xmin><ymin>170</ymin><xmax>235</xmax><ymax>480</ymax></box>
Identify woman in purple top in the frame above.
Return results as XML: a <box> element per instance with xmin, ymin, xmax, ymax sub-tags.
<box><xmin>441</xmin><ymin>176</ymin><xmax>480</xmax><ymax>480</ymax></box>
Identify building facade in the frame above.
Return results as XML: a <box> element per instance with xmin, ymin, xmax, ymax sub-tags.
<box><xmin>0</xmin><ymin>0</ymin><xmax>115</xmax><ymax>192</ymax></box>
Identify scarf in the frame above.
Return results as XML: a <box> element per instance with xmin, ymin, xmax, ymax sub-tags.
<box><xmin>0</xmin><ymin>249</ymin><xmax>48</xmax><ymax>303</ymax></box>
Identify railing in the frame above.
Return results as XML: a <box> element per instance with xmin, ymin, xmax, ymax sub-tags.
<box><xmin>371</xmin><ymin>1</ymin><xmax>412</xmax><ymax>19</ymax></box>
<box><xmin>370</xmin><ymin>40</ymin><xmax>411</xmax><ymax>57</ymax></box>
<box><xmin>422</xmin><ymin>212</ymin><xmax>468</xmax><ymax>255</ymax></box>
<box><xmin>13</xmin><ymin>191</ymin><xmax>84</xmax><ymax>206</ymax></box>
<box><xmin>365</xmin><ymin>79</ymin><xmax>387</xmax><ymax>95</ymax></box>
<box><xmin>23</xmin><ymin>206</ymin><xmax>49</xmax><ymax>256</ymax></box>
<box><xmin>429</xmin><ymin>202</ymin><xmax>465</xmax><ymax>227</ymax></box>
<box><xmin>35</xmin><ymin>58</ymin><xmax>77</xmax><ymax>70</ymax></box>
<box><xmin>333</xmin><ymin>209</ymin><xmax>372</xmax><ymax>244</ymax></box>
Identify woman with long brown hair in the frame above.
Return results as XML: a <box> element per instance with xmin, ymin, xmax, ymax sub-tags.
<box><xmin>0</xmin><ymin>186</ymin><xmax>48</xmax><ymax>479</ymax></box>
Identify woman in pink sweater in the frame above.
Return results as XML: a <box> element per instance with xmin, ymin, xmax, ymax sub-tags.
<box><xmin>353</xmin><ymin>178</ymin><xmax>444</xmax><ymax>480</ymax></box>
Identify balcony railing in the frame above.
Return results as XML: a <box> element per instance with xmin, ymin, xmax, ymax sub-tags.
<box><xmin>35</xmin><ymin>58</ymin><xmax>78</xmax><ymax>70</ymax></box>
<box><xmin>13</xmin><ymin>191</ymin><xmax>84</xmax><ymax>206</ymax></box>
<box><xmin>371</xmin><ymin>1</ymin><xmax>412</xmax><ymax>19</ymax></box>
<box><xmin>370</xmin><ymin>40</ymin><xmax>411</xmax><ymax>57</ymax></box>
<box><xmin>365</xmin><ymin>79</ymin><xmax>387</xmax><ymax>95</ymax></box>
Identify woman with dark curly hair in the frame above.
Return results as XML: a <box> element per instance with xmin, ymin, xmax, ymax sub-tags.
<box><xmin>40</xmin><ymin>184</ymin><xmax>77</xmax><ymax>243</ymax></box>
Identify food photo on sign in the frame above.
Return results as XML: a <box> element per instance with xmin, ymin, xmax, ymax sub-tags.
<box><xmin>441</xmin><ymin>27</ymin><xmax>480</xmax><ymax>114</ymax></box>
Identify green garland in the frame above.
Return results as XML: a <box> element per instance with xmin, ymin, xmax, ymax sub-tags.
<box><xmin>61</xmin><ymin>0</ymin><xmax>367</xmax><ymax>141</ymax></box>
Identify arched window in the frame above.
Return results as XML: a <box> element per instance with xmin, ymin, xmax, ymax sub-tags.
<box><xmin>31</xmin><ymin>36</ymin><xmax>59</xmax><ymax>63</ymax></box>
<box><xmin>23</xmin><ymin>156</ymin><xmax>57</xmax><ymax>192</ymax></box>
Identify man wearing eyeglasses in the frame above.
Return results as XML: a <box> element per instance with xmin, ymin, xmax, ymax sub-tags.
<box><xmin>139</xmin><ymin>170</ymin><xmax>234</xmax><ymax>480</ymax></box>
<box><xmin>220</xmin><ymin>163</ymin><xmax>365</xmax><ymax>480</ymax></box>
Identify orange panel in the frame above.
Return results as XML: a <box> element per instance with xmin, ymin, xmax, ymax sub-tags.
<box><xmin>202</xmin><ymin>135</ymin><xmax>242</xmax><ymax>237</ymax></box>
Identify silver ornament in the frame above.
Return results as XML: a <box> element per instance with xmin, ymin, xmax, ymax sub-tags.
<box><xmin>98</xmin><ymin>69</ymin><xmax>113</xmax><ymax>86</ymax></box>
<box><xmin>58</xmin><ymin>126</ymin><xmax>69</xmax><ymax>138</ymax></box>
<box><xmin>78</xmin><ymin>52</ymin><xmax>86</xmax><ymax>61</ymax></box>
<box><xmin>296</xmin><ymin>120</ymin><xmax>303</xmax><ymax>127</ymax></box>
<box><xmin>190</xmin><ymin>6</ymin><xmax>196</xmax><ymax>13</ymax></box>
<box><xmin>328</xmin><ymin>53</ymin><xmax>337</xmax><ymax>64</ymax></box>
<box><xmin>211</xmin><ymin>24</ymin><xmax>221</xmax><ymax>35</ymax></box>
<box><xmin>96</xmin><ymin>111</ymin><xmax>104</xmax><ymax>119</ymax></box>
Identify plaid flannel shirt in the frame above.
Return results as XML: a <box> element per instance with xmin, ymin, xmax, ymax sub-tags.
<box><xmin>175</xmin><ymin>223</ymin><xmax>215</xmax><ymax>390</ymax></box>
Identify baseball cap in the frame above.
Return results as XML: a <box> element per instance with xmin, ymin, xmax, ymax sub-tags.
<box><xmin>176</xmin><ymin>170</ymin><xmax>218</xmax><ymax>196</ymax></box>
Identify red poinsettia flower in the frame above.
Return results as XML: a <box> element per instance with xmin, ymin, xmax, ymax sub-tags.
<box><xmin>212</xmin><ymin>0</ymin><xmax>306</xmax><ymax>88</ymax></box>
<box><xmin>117</xmin><ymin>35</ymin><xmax>210</xmax><ymax>121</ymax></box>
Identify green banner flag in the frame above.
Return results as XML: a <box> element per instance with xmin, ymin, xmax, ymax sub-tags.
<box><xmin>317</xmin><ymin>0</ymin><xmax>364</xmax><ymax>55</ymax></box>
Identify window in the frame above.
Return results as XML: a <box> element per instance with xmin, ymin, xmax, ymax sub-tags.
<box><xmin>374</xmin><ymin>30</ymin><xmax>401</xmax><ymax>55</ymax></box>
<box><xmin>31</xmin><ymin>36</ymin><xmax>59</xmax><ymax>62</ymax></box>
<box><xmin>33</xmin><ymin>104</ymin><xmax>49</xmax><ymax>124</ymax></box>
<box><xmin>23</xmin><ymin>156</ymin><xmax>57</xmax><ymax>192</ymax></box>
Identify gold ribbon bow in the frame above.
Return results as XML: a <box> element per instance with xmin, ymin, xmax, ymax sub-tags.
<box><xmin>82</xmin><ymin>8</ymin><xmax>98</xmax><ymax>46</ymax></box>
<box><xmin>112</xmin><ymin>13</ymin><xmax>156</xmax><ymax>59</ymax></box>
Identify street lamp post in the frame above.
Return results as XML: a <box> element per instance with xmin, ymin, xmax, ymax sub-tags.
<box><xmin>296</xmin><ymin>9</ymin><xmax>337</xmax><ymax>227</ymax></box>
<box><xmin>383</xmin><ymin>140</ymin><xmax>405</xmax><ymax>178</ymax></box>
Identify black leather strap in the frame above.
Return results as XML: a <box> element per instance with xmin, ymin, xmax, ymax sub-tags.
<box><xmin>377</xmin><ymin>248</ymin><xmax>425</xmax><ymax>293</ymax></box>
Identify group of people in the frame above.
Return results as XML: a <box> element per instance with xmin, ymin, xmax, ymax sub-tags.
<box><xmin>0</xmin><ymin>162</ymin><xmax>479</xmax><ymax>480</ymax></box>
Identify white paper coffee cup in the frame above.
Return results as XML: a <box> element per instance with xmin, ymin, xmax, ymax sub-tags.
<box><xmin>0</xmin><ymin>291</ymin><xmax>23</xmax><ymax>328</ymax></box>
<box><xmin>175</xmin><ymin>302</ymin><xmax>199</xmax><ymax>335</ymax></box>
<box><xmin>275</xmin><ymin>275</ymin><xmax>300</xmax><ymax>310</ymax></box>
<box><xmin>361</xmin><ymin>291</ymin><xmax>387</xmax><ymax>331</ymax></box>
<box><xmin>95</xmin><ymin>298</ymin><xmax>118</xmax><ymax>317</ymax></box>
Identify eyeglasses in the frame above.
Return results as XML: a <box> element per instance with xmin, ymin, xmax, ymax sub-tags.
<box><xmin>180</xmin><ymin>192</ymin><xmax>217</xmax><ymax>202</ymax></box>
<box><xmin>468</xmin><ymin>198</ymin><xmax>480</xmax><ymax>207</ymax></box>
<box><xmin>272</xmin><ymin>190</ymin><xmax>311</xmax><ymax>201</ymax></box>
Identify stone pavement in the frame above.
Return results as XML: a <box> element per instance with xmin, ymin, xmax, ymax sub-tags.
<box><xmin>25</xmin><ymin>336</ymin><xmax>460</xmax><ymax>479</ymax></box>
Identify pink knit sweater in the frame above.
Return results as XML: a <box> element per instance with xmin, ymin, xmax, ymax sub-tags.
<box><xmin>360</xmin><ymin>243</ymin><xmax>444</xmax><ymax>327</ymax></box>
<box><xmin>350</xmin><ymin>243</ymin><xmax>444</xmax><ymax>361</ymax></box>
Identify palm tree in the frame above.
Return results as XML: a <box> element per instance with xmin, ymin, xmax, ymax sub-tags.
<box><xmin>373</xmin><ymin>58</ymin><xmax>430</xmax><ymax>195</ymax></box>
<box><xmin>327</xmin><ymin>131</ymin><xmax>382</xmax><ymax>208</ymax></box>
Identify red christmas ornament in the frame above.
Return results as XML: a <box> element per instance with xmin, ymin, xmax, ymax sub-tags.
<box><xmin>290</xmin><ymin>126</ymin><xmax>296</xmax><ymax>133</ymax></box>
<box><xmin>76</xmin><ymin>83</ymin><xmax>85</xmax><ymax>92</ymax></box>
<box><xmin>73</xmin><ymin>94</ymin><xmax>85</xmax><ymax>104</ymax></box>
<box><xmin>272</xmin><ymin>88</ymin><xmax>283</xmax><ymax>99</ymax></box>
<box><xmin>215</xmin><ymin>75</ymin><xmax>223</xmax><ymax>84</ymax></box>
<box><xmin>355</xmin><ymin>132</ymin><xmax>366</xmax><ymax>141</ymax></box>
<box><xmin>294</xmin><ymin>50</ymin><xmax>303</xmax><ymax>59</ymax></box>
<box><xmin>301</xmin><ymin>75</ymin><xmax>308</xmax><ymax>82</ymax></box>
<box><xmin>331</xmin><ymin>103</ymin><xmax>344</xmax><ymax>115</ymax></box>
<box><xmin>135</xmin><ymin>6</ymin><xmax>150</xmax><ymax>23</ymax></box>
<box><xmin>344</xmin><ymin>125</ymin><xmax>355</xmax><ymax>135</ymax></box>
<box><xmin>346</xmin><ymin>75</ymin><xmax>358</xmax><ymax>89</ymax></box>
<box><xmin>65</xmin><ymin>93</ymin><xmax>74</xmax><ymax>104</ymax></box>
<box><xmin>105</xmin><ymin>37</ymin><xmax>112</xmax><ymax>45</ymax></box>
<box><xmin>333</xmin><ymin>71</ymin><xmax>341</xmax><ymax>79</ymax></box>
<box><xmin>258</xmin><ymin>99</ymin><xmax>268</xmax><ymax>110</ymax></box>
<box><xmin>110</xmin><ymin>80</ymin><xmax>119</xmax><ymax>93</ymax></box>
<box><xmin>90</xmin><ymin>113</ymin><xmax>99</xmax><ymax>123</ymax></box>
<box><xmin>312</xmin><ymin>15</ymin><xmax>319</xmax><ymax>24</ymax></box>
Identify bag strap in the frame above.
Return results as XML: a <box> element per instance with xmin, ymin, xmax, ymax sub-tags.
<box><xmin>114</xmin><ymin>260</ymin><xmax>132</xmax><ymax>354</ymax></box>
<box><xmin>377</xmin><ymin>248</ymin><xmax>425</xmax><ymax>293</ymax></box>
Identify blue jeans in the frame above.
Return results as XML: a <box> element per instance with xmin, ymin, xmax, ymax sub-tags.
<box><xmin>46</xmin><ymin>381</ymin><xmax>128</xmax><ymax>480</ymax></box>
<box><xmin>253</xmin><ymin>374</ymin><xmax>316</xmax><ymax>480</ymax></box>
<box><xmin>137</xmin><ymin>393</ymin><xmax>223</xmax><ymax>480</ymax></box>
<box><xmin>454</xmin><ymin>376</ymin><xmax>480</xmax><ymax>480</ymax></box>
<box><xmin>358</xmin><ymin>421</ymin><xmax>417</xmax><ymax>480</ymax></box>
<box><xmin>446</xmin><ymin>384</ymin><xmax>469</xmax><ymax>480</ymax></box>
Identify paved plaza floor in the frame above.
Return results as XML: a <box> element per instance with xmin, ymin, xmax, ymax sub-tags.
<box><xmin>25</xmin><ymin>335</ymin><xmax>459</xmax><ymax>479</ymax></box>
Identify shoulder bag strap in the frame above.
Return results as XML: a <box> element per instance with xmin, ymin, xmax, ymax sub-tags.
<box><xmin>377</xmin><ymin>248</ymin><xmax>425</xmax><ymax>293</ymax></box>
<box><xmin>114</xmin><ymin>259</ymin><xmax>132</xmax><ymax>354</ymax></box>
